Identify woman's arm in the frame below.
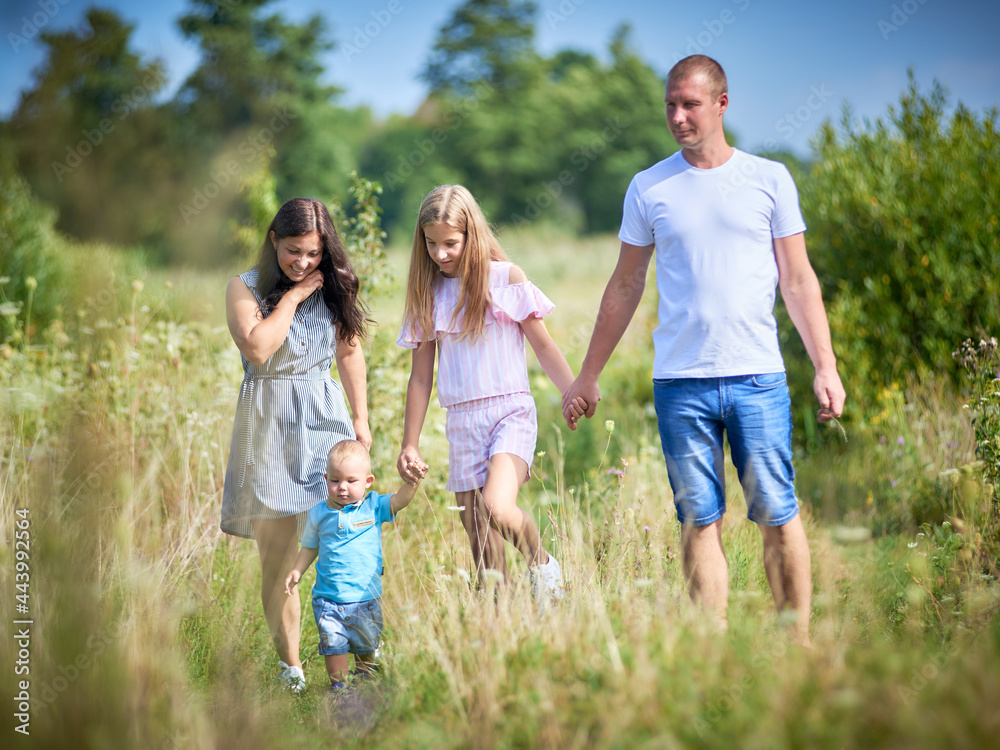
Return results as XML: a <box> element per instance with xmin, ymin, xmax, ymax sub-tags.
<box><xmin>335</xmin><ymin>333</ymin><xmax>371</xmax><ymax>448</ymax></box>
<box><xmin>397</xmin><ymin>342</ymin><xmax>435</xmax><ymax>482</ymax></box>
<box><xmin>225</xmin><ymin>270</ymin><xmax>324</xmax><ymax>365</ymax></box>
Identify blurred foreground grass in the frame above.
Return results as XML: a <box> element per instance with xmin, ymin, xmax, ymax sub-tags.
<box><xmin>1</xmin><ymin>235</ymin><xmax>999</xmax><ymax>749</ymax></box>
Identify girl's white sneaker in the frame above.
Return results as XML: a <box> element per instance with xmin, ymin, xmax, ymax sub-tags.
<box><xmin>529</xmin><ymin>554</ymin><xmax>565</xmax><ymax>602</ymax></box>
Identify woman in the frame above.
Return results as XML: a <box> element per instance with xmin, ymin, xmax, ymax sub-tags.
<box><xmin>221</xmin><ymin>198</ymin><xmax>371</xmax><ymax>692</ymax></box>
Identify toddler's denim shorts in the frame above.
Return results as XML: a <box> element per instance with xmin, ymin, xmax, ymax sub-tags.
<box><xmin>653</xmin><ymin>373</ymin><xmax>799</xmax><ymax>527</ymax></box>
<box><xmin>312</xmin><ymin>596</ymin><xmax>383</xmax><ymax>656</ymax></box>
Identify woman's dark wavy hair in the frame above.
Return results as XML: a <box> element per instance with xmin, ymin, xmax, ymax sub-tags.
<box><xmin>254</xmin><ymin>198</ymin><xmax>369</xmax><ymax>342</ymax></box>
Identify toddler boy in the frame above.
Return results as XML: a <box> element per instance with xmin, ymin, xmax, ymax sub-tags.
<box><xmin>285</xmin><ymin>439</ymin><xmax>427</xmax><ymax>690</ymax></box>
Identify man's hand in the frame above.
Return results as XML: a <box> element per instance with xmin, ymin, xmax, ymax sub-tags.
<box><xmin>814</xmin><ymin>369</ymin><xmax>846</xmax><ymax>423</ymax></box>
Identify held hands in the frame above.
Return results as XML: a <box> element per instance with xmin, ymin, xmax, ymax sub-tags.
<box><xmin>390</xmin><ymin>456</ymin><xmax>428</xmax><ymax>514</ymax></box>
<box><xmin>397</xmin><ymin>447</ymin><xmax>428</xmax><ymax>484</ymax></box>
<box><xmin>402</xmin><ymin>459</ymin><xmax>428</xmax><ymax>486</ymax></box>
<box><xmin>561</xmin><ymin>376</ymin><xmax>601</xmax><ymax>430</ymax></box>
<box><xmin>563</xmin><ymin>397</ymin><xmax>589</xmax><ymax>430</ymax></box>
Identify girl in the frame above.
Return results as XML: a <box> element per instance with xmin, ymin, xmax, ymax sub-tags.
<box><xmin>396</xmin><ymin>185</ymin><xmax>585</xmax><ymax>599</ymax></box>
<box><xmin>222</xmin><ymin>198</ymin><xmax>371</xmax><ymax>692</ymax></box>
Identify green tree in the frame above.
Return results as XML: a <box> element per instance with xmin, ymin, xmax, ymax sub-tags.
<box><xmin>5</xmin><ymin>8</ymin><xmax>167</xmax><ymax>243</ymax></box>
<box><xmin>363</xmin><ymin>22</ymin><xmax>676</xmax><ymax>235</ymax></box>
<box><xmin>169</xmin><ymin>0</ymin><xmax>369</xmax><ymax>263</ymax></box>
<box><xmin>0</xmin><ymin>157</ymin><xmax>67</xmax><ymax>343</ymax></box>
<box><xmin>428</xmin><ymin>24</ymin><xmax>673</xmax><ymax>231</ymax></box>
<box><xmin>176</xmin><ymin>0</ymin><xmax>335</xmax><ymax>135</ymax></box>
<box><xmin>358</xmin><ymin>114</ymin><xmax>464</xmax><ymax>234</ymax></box>
<box><xmin>421</xmin><ymin>0</ymin><xmax>537</xmax><ymax>95</ymax></box>
<box><xmin>562</xmin><ymin>25</ymin><xmax>677</xmax><ymax>232</ymax></box>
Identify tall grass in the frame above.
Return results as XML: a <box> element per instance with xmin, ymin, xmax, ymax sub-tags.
<box><xmin>2</xmin><ymin>234</ymin><xmax>999</xmax><ymax>749</ymax></box>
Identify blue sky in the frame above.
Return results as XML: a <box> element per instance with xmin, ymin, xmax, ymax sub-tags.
<box><xmin>2</xmin><ymin>0</ymin><xmax>999</xmax><ymax>157</ymax></box>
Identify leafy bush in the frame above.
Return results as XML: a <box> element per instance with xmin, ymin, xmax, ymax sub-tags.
<box><xmin>0</xmin><ymin>164</ymin><xmax>68</xmax><ymax>344</ymax></box>
<box><xmin>954</xmin><ymin>337</ymin><xmax>1000</xmax><ymax>488</ymax></box>
<box><xmin>953</xmin><ymin>336</ymin><xmax>1000</xmax><ymax>572</ymax></box>
<box><xmin>795</xmin><ymin>73</ymin><xmax>1000</xmax><ymax>410</ymax></box>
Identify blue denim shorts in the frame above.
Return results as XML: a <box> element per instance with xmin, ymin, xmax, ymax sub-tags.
<box><xmin>653</xmin><ymin>374</ymin><xmax>798</xmax><ymax>527</ymax></box>
<box><xmin>312</xmin><ymin>597</ymin><xmax>383</xmax><ymax>656</ymax></box>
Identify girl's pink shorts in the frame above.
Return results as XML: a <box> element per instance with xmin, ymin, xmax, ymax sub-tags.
<box><xmin>444</xmin><ymin>392</ymin><xmax>537</xmax><ymax>492</ymax></box>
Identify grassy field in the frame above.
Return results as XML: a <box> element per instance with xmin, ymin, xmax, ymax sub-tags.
<box><xmin>1</xmin><ymin>233</ymin><xmax>999</xmax><ymax>749</ymax></box>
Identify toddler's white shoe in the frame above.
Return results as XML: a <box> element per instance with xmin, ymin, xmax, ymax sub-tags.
<box><xmin>529</xmin><ymin>553</ymin><xmax>565</xmax><ymax>602</ymax></box>
<box><xmin>278</xmin><ymin>660</ymin><xmax>305</xmax><ymax>694</ymax></box>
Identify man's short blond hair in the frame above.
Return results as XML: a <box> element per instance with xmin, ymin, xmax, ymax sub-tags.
<box><xmin>668</xmin><ymin>54</ymin><xmax>728</xmax><ymax>100</ymax></box>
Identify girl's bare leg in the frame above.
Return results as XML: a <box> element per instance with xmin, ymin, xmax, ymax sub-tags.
<box><xmin>457</xmin><ymin>490</ymin><xmax>509</xmax><ymax>582</ymax></box>
<box><xmin>481</xmin><ymin>453</ymin><xmax>548</xmax><ymax>567</ymax></box>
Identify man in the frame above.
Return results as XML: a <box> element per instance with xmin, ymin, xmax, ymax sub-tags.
<box><xmin>562</xmin><ymin>55</ymin><xmax>845</xmax><ymax>646</ymax></box>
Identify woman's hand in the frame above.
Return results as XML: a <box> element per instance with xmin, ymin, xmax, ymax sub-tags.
<box><xmin>354</xmin><ymin>417</ymin><xmax>372</xmax><ymax>450</ymax></box>
<box><xmin>285</xmin><ymin>269</ymin><xmax>324</xmax><ymax>306</ymax></box>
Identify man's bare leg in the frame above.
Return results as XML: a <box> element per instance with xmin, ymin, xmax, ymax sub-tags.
<box><xmin>760</xmin><ymin>514</ymin><xmax>812</xmax><ymax>646</ymax></box>
<box><xmin>681</xmin><ymin>518</ymin><xmax>728</xmax><ymax>630</ymax></box>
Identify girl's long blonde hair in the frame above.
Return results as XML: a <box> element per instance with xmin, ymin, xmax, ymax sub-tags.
<box><xmin>403</xmin><ymin>185</ymin><xmax>509</xmax><ymax>346</ymax></box>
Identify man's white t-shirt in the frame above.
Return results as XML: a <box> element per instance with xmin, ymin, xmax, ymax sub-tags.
<box><xmin>618</xmin><ymin>148</ymin><xmax>807</xmax><ymax>379</ymax></box>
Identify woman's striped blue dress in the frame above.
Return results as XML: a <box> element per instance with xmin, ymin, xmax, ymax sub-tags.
<box><xmin>221</xmin><ymin>269</ymin><xmax>356</xmax><ymax>539</ymax></box>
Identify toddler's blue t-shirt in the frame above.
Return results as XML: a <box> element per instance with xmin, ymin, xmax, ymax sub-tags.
<box><xmin>300</xmin><ymin>490</ymin><xmax>395</xmax><ymax>603</ymax></box>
